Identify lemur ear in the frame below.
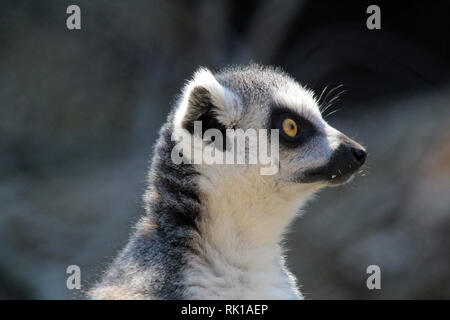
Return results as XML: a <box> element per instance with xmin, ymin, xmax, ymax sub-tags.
<box><xmin>174</xmin><ymin>68</ymin><xmax>239</xmax><ymax>134</ymax></box>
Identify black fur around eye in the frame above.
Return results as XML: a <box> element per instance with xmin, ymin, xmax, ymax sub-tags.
<box><xmin>271</xmin><ymin>108</ymin><xmax>316</xmax><ymax>147</ymax></box>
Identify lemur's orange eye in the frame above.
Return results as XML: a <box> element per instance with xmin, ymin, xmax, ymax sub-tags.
<box><xmin>282</xmin><ymin>118</ymin><xmax>298</xmax><ymax>137</ymax></box>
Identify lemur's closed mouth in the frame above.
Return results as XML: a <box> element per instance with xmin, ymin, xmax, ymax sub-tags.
<box><xmin>302</xmin><ymin>135</ymin><xmax>366</xmax><ymax>185</ymax></box>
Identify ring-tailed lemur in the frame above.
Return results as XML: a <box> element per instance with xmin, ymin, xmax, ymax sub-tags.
<box><xmin>88</xmin><ymin>65</ymin><xmax>366</xmax><ymax>300</ymax></box>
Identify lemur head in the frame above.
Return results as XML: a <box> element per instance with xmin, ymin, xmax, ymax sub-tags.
<box><xmin>172</xmin><ymin>65</ymin><xmax>366</xmax><ymax>201</ymax></box>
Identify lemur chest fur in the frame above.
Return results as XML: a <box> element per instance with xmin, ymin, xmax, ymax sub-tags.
<box><xmin>182</xmin><ymin>173</ymin><xmax>304</xmax><ymax>300</ymax></box>
<box><xmin>184</xmin><ymin>247</ymin><xmax>301</xmax><ymax>299</ymax></box>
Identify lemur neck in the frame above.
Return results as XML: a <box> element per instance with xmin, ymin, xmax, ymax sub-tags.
<box><xmin>195</xmin><ymin>171</ymin><xmax>308</xmax><ymax>265</ymax></box>
<box><xmin>148</xmin><ymin>125</ymin><xmax>309</xmax><ymax>267</ymax></box>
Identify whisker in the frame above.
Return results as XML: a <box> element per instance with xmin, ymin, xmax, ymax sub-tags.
<box><xmin>324</xmin><ymin>107</ymin><xmax>343</xmax><ymax>119</ymax></box>
<box><xmin>317</xmin><ymin>85</ymin><xmax>329</xmax><ymax>108</ymax></box>
<box><xmin>321</xmin><ymin>89</ymin><xmax>346</xmax><ymax>115</ymax></box>
<box><xmin>327</xmin><ymin>89</ymin><xmax>346</xmax><ymax>105</ymax></box>
<box><xmin>322</xmin><ymin>84</ymin><xmax>344</xmax><ymax>107</ymax></box>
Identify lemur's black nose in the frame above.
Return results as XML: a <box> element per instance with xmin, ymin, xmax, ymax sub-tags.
<box><xmin>351</xmin><ymin>147</ymin><xmax>367</xmax><ymax>165</ymax></box>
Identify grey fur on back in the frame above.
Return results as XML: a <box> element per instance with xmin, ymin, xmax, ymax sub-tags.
<box><xmin>88</xmin><ymin>117</ymin><xmax>202</xmax><ymax>299</ymax></box>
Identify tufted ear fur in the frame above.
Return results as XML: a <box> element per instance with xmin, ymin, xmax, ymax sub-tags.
<box><xmin>174</xmin><ymin>68</ymin><xmax>240</xmax><ymax>136</ymax></box>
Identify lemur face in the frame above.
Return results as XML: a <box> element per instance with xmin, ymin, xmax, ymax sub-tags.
<box><xmin>174</xmin><ymin>65</ymin><xmax>366</xmax><ymax>190</ymax></box>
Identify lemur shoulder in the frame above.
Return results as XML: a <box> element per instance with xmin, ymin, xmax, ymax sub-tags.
<box><xmin>88</xmin><ymin>65</ymin><xmax>366</xmax><ymax>300</ymax></box>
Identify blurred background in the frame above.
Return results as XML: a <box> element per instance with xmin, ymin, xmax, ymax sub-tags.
<box><xmin>1</xmin><ymin>0</ymin><xmax>449</xmax><ymax>299</ymax></box>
